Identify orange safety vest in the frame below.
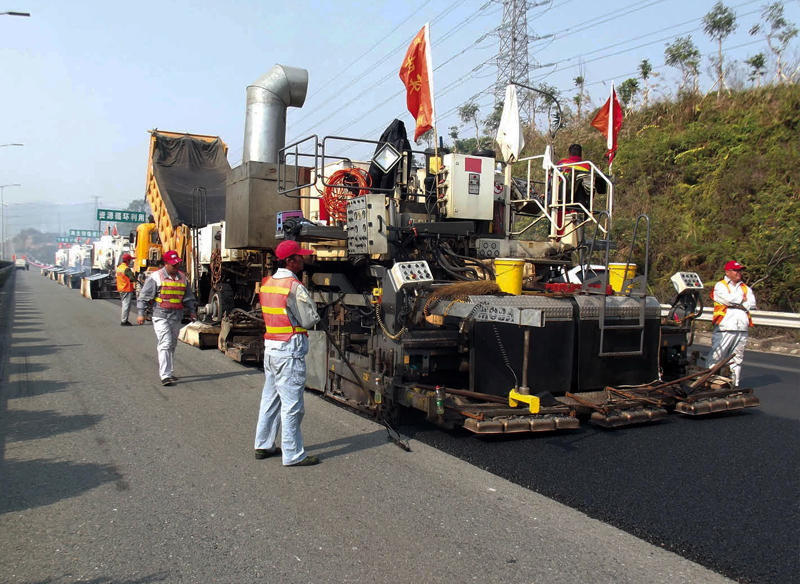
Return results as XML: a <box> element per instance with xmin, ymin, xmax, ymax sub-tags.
<box><xmin>711</xmin><ymin>280</ymin><xmax>753</xmax><ymax>327</ymax></box>
<box><xmin>259</xmin><ymin>275</ymin><xmax>308</xmax><ymax>341</ymax></box>
<box><xmin>151</xmin><ymin>269</ymin><xmax>187</xmax><ymax>310</ymax></box>
<box><xmin>116</xmin><ymin>264</ymin><xmax>134</xmax><ymax>293</ymax></box>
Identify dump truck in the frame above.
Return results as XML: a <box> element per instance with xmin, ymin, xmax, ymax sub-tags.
<box><xmin>135</xmin><ymin>130</ymin><xmax>232</xmax><ymax>301</ymax></box>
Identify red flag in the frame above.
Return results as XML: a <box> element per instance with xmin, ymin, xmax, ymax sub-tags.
<box><xmin>399</xmin><ymin>24</ymin><xmax>435</xmax><ymax>141</ymax></box>
<box><xmin>591</xmin><ymin>85</ymin><xmax>623</xmax><ymax>164</ymax></box>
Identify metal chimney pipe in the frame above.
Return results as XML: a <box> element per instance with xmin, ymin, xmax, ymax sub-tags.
<box><xmin>242</xmin><ymin>64</ymin><xmax>309</xmax><ymax>164</ymax></box>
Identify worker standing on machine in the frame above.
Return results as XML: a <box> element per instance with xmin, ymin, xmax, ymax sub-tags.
<box><xmin>117</xmin><ymin>253</ymin><xmax>136</xmax><ymax>326</ymax></box>
<box><xmin>136</xmin><ymin>250</ymin><xmax>197</xmax><ymax>386</ymax></box>
<box><xmin>254</xmin><ymin>240</ymin><xmax>321</xmax><ymax>466</ymax></box>
<box><xmin>706</xmin><ymin>260</ymin><xmax>756</xmax><ymax>387</ymax></box>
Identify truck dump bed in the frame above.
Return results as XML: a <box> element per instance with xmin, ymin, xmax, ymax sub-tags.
<box><xmin>146</xmin><ymin>131</ymin><xmax>230</xmax><ymax>254</ymax></box>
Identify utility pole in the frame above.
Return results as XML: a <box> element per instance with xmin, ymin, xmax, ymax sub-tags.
<box><xmin>495</xmin><ymin>0</ymin><xmax>534</xmax><ymax>124</ymax></box>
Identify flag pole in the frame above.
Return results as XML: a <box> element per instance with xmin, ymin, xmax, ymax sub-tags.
<box><xmin>425</xmin><ymin>23</ymin><xmax>440</xmax><ymax>173</ymax></box>
<box><xmin>607</xmin><ymin>81</ymin><xmax>614</xmax><ymax>175</ymax></box>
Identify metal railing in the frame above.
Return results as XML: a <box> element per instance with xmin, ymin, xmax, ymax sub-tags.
<box><xmin>660</xmin><ymin>305</ymin><xmax>800</xmax><ymax>329</ymax></box>
<box><xmin>512</xmin><ymin>146</ymin><xmax>614</xmax><ymax>240</ymax></box>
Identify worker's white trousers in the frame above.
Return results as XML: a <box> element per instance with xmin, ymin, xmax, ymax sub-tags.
<box><xmin>120</xmin><ymin>292</ymin><xmax>133</xmax><ymax>323</ymax></box>
<box><xmin>254</xmin><ymin>353</ymin><xmax>307</xmax><ymax>465</ymax></box>
<box><xmin>152</xmin><ymin>317</ymin><xmax>183</xmax><ymax>381</ymax></box>
<box><xmin>707</xmin><ymin>329</ymin><xmax>749</xmax><ymax>387</ymax></box>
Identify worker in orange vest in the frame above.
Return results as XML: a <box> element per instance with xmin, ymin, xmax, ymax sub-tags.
<box><xmin>116</xmin><ymin>253</ymin><xmax>136</xmax><ymax>326</ymax></box>
<box><xmin>706</xmin><ymin>260</ymin><xmax>756</xmax><ymax>387</ymax></box>
<box><xmin>254</xmin><ymin>240</ymin><xmax>321</xmax><ymax>466</ymax></box>
<box><xmin>136</xmin><ymin>250</ymin><xmax>197</xmax><ymax>385</ymax></box>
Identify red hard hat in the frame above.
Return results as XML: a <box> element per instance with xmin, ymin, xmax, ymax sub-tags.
<box><xmin>275</xmin><ymin>240</ymin><xmax>314</xmax><ymax>261</ymax></box>
<box><xmin>724</xmin><ymin>260</ymin><xmax>744</xmax><ymax>271</ymax></box>
<box><xmin>162</xmin><ymin>250</ymin><xmax>181</xmax><ymax>265</ymax></box>
<box><xmin>121</xmin><ymin>253</ymin><xmax>133</xmax><ymax>263</ymax></box>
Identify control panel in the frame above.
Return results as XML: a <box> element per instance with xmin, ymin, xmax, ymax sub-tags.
<box><xmin>671</xmin><ymin>271</ymin><xmax>704</xmax><ymax>294</ymax></box>
<box><xmin>388</xmin><ymin>260</ymin><xmax>434</xmax><ymax>291</ymax></box>
<box><xmin>347</xmin><ymin>194</ymin><xmax>388</xmax><ymax>255</ymax></box>
<box><xmin>440</xmin><ymin>153</ymin><xmax>495</xmax><ymax>221</ymax></box>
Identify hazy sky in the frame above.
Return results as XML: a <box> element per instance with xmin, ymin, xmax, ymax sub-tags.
<box><xmin>1</xmin><ymin>0</ymin><xmax>797</xmax><ymax>235</ymax></box>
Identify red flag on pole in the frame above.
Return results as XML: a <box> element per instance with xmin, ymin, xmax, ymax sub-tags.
<box><xmin>591</xmin><ymin>82</ymin><xmax>623</xmax><ymax>165</ymax></box>
<box><xmin>399</xmin><ymin>24</ymin><xmax>436</xmax><ymax>141</ymax></box>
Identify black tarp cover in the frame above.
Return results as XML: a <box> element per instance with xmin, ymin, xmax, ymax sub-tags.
<box><xmin>151</xmin><ymin>132</ymin><xmax>230</xmax><ymax>227</ymax></box>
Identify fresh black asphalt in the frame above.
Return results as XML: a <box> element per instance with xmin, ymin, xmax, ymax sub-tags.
<box><xmin>398</xmin><ymin>351</ymin><xmax>800</xmax><ymax>584</ymax></box>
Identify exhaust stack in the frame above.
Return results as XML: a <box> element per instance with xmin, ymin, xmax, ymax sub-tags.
<box><xmin>242</xmin><ymin>64</ymin><xmax>309</xmax><ymax>164</ymax></box>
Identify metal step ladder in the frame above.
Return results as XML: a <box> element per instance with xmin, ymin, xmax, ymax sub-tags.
<box><xmin>597</xmin><ymin>215</ymin><xmax>650</xmax><ymax>357</ymax></box>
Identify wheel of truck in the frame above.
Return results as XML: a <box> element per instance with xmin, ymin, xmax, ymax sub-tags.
<box><xmin>208</xmin><ymin>283</ymin><xmax>235</xmax><ymax>322</ymax></box>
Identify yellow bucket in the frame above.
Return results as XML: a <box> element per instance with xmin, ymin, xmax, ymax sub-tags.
<box><xmin>495</xmin><ymin>258</ymin><xmax>525</xmax><ymax>295</ymax></box>
<box><xmin>608</xmin><ymin>263</ymin><xmax>637</xmax><ymax>293</ymax></box>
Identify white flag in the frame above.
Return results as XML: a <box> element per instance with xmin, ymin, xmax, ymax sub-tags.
<box><xmin>496</xmin><ymin>85</ymin><xmax>525</xmax><ymax>163</ymax></box>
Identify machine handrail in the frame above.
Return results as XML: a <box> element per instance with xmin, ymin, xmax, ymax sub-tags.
<box><xmin>514</xmin><ymin>152</ymin><xmax>614</xmax><ymax>238</ymax></box>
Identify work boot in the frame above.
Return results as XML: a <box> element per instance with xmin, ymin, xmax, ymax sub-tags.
<box><xmin>161</xmin><ymin>378</ymin><xmax>173</xmax><ymax>386</ymax></box>
<box><xmin>121</xmin><ymin>321</ymin><xmax>133</xmax><ymax>326</ymax></box>
<box><xmin>288</xmin><ymin>455</ymin><xmax>320</xmax><ymax>467</ymax></box>
<box><xmin>255</xmin><ymin>448</ymin><xmax>281</xmax><ymax>460</ymax></box>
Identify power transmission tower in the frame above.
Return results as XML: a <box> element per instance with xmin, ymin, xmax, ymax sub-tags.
<box><xmin>495</xmin><ymin>0</ymin><xmax>534</xmax><ymax>124</ymax></box>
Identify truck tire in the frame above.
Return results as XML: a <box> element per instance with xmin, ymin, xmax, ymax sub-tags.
<box><xmin>208</xmin><ymin>283</ymin><xmax>235</xmax><ymax>322</ymax></box>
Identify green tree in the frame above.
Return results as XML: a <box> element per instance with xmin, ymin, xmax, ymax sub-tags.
<box><xmin>483</xmin><ymin>100</ymin><xmax>504</xmax><ymax>137</ymax></box>
<box><xmin>703</xmin><ymin>2</ymin><xmax>737</xmax><ymax>98</ymax></box>
<box><xmin>618</xmin><ymin>78</ymin><xmax>640</xmax><ymax>113</ymax></box>
<box><xmin>638</xmin><ymin>59</ymin><xmax>653</xmax><ymax>107</ymax></box>
<box><xmin>126</xmin><ymin>198</ymin><xmax>149</xmax><ymax>213</ymax></box>
<box><xmin>448</xmin><ymin>126</ymin><xmax>460</xmax><ymax>152</ymax></box>
<box><xmin>416</xmin><ymin>128</ymin><xmax>434</xmax><ymax>150</ymax></box>
<box><xmin>745</xmin><ymin>53</ymin><xmax>768</xmax><ymax>86</ymax></box>
<box><xmin>572</xmin><ymin>63</ymin><xmax>590</xmax><ymax>120</ymax></box>
<box><xmin>665</xmin><ymin>36</ymin><xmax>701</xmax><ymax>94</ymax></box>
<box><xmin>749</xmin><ymin>2</ymin><xmax>799</xmax><ymax>83</ymax></box>
<box><xmin>458</xmin><ymin>102</ymin><xmax>481</xmax><ymax>148</ymax></box>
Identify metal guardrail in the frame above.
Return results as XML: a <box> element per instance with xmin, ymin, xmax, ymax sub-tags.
<box><xmin>660</xmin><ymin>305</ymin><xmax>800</xmax><ymax>329</ymax></box>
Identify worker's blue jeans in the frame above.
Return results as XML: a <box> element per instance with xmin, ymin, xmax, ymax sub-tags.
<box><xmin>254</xmin><ymin>352</ymin><xmax>308</xmax><ymax>465</ymax></box>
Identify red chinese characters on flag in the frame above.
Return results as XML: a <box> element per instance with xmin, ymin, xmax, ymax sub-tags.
<box><xmin>591</xmin><ymin>88</ymin><xmax>623</xmax><ymax>164</ymax></box>
<box><xmin>399</xmin><ymin>25</ymin><xmax>434</xmax><ymax>141</ymax></box>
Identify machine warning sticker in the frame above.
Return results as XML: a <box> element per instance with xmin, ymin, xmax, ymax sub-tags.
<box><xmin>468</xmin><ymin>173</ymin><xmax>480</xmax><ymax>195</ymax></box>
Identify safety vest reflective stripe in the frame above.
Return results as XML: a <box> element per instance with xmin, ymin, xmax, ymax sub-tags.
<box><xmin>262</xmin><ymin>306</ymin><xmax>287</xmax><ymax>315</ymax></box>
<box><xmin>259</xmin><ymin>286</ymin><xmax>290</xmax><ymax>295</ymax></box>
<box><xmin>266</xmin><ymin>325</ymin><xmax>308</xmax><ymax>334</ymax></box>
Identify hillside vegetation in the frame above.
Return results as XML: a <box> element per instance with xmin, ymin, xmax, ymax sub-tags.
<box><xmin>523</xmin><ymin>83</ymin><xmax>799</xmax><ymax>312</ymax></box>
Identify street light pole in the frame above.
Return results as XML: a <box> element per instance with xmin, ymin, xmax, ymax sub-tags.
<box><xmin>4</xmin><ymin>214</ymin><xmax>22</xmax><ymax>259</ymax></box>
<box><xmin>0</xmin><ymin>184</ymin><xmax>21</xmax><ymax>261</ymax></box>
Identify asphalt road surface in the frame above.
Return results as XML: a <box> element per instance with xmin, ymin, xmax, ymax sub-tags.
<box><xmin>399</xmin><ymin>340</ymin><xmax>800</xmax><ymax>583</ymax></box>
<box><xmin>1</xmin><ymin>270</ymin><xmax>796</xmax><ymax>583</ymax></box>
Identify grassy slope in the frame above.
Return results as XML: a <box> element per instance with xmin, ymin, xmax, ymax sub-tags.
<box><xmin>524</xmin><ymin>84</ymin><xmax>799</xmax><ymax>311</ymax></box>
